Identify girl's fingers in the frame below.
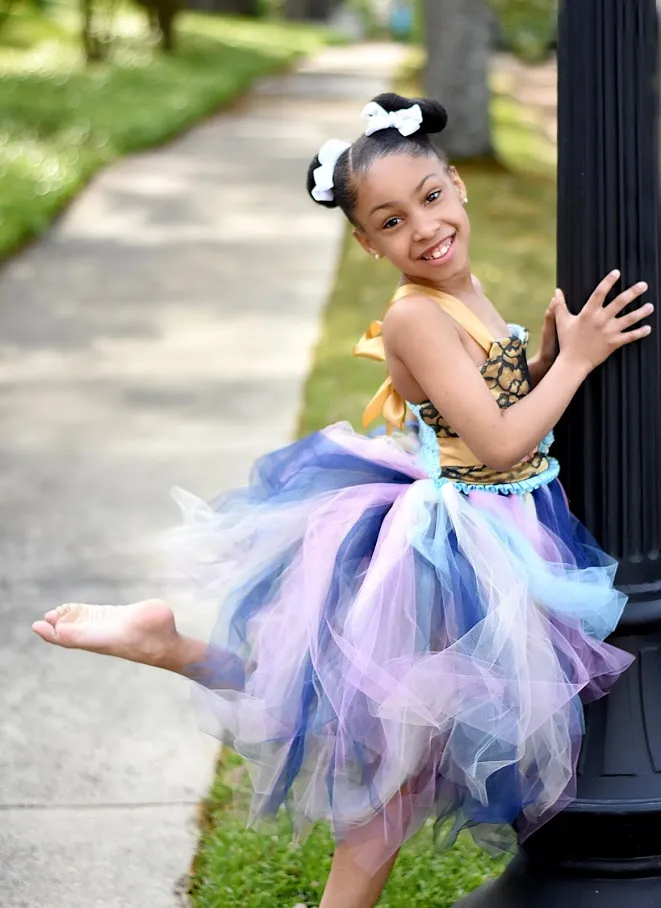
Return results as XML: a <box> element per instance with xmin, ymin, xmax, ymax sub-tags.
<box><xmin>552</xmin><ymin>289</ymin><xmax>570</xmax><ymax>324</ymax></box>
<box><xmin>606</xmin><ymin>281</ymin><xmax>649</xmax><ymax>316</ymax></box>
<box><xmin>617</xmin><ymin>324</ymin><xmax>653</xmax><ymax>346</ymax></box>
<box><xmin>587</xmin><ymin>270</ymin><xmax>621</xmax><ymax>310</ymax></box>
<box><xmin>617</xmin><ymin>302</ymin><xmax>655</xmax><ymax>330</ymax></box>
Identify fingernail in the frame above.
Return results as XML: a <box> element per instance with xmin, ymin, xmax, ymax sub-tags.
<box><xmin>611</xmin><ymin>270</ymin><xmax>621</xmax><ymax>277</ymax></box>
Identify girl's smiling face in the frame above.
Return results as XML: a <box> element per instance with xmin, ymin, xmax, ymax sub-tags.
<box><xmin>351</xmin><ymin>153</ymin><xmax>470</xmax><ymax>284</ymax></box>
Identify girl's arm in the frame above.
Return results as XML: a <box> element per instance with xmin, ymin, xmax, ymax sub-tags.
<box><xmin>383</xmin><ymin>273</ymin><xmax>651</xmax><ymax>473</ymax></box>
<box><xmin>528</xmin><ymin>353</ymin><xmax>555</xmax><ymax>386</ymax></box>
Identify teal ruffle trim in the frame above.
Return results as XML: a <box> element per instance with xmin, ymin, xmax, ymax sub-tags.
<box><xmin>408</xmin><ymin>403</ymin><xmax>559</xmax><ymax>497</ymax></box>
<box><xmin>437</xmin><ymin>458</ymin><xmax>560</xmax><ymax>496</ymax></box>
<box><xmin>538</xmin><ymin>430</ymin><xmax>554</xmax><ymax>456</ymax></box>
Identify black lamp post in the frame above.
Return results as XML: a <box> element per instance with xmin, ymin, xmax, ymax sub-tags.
<box><xmin>454</xmin><ymin>1</ymin><xmax>661</xmax><ymax>904</ymax></box>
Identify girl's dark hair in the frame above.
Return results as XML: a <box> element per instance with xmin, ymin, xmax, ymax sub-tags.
<box><xmin>306</xmin><ymin>92</ymin><xmax>448</xmax><ymax>226</ymax></box>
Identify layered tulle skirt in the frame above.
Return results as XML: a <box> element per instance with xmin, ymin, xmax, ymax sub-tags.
<box><xmin>170</xmin><ymin>423</ymin><xmax>633</xmax><ymax>865</ymax></box>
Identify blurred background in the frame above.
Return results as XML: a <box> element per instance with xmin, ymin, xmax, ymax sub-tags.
<box><xmin>0</xmin><ymin>0</ymin><xmax>559</xmax><ymax>267</ymax></box>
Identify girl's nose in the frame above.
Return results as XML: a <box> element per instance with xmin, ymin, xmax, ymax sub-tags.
<box><xmin>412</xmin><ymin>215</ymin><xmax>439</xmax><ymax>243</ymax></box>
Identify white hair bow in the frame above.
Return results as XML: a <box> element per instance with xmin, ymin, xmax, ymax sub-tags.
<box><xmin>312</xmin><ymin>139</ymin><xmax>351</xmax><ymax>203</ymax></box>
<box><xmin>362</xmin><ymin>101</ymin><xmax>423</xmax><ymax>138</ymax></box>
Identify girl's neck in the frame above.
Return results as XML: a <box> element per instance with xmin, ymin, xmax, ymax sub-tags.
<box><xmin>401</xmin><ymin>268</ymin><xmax>477</xmax><ymax>300</ymax></box>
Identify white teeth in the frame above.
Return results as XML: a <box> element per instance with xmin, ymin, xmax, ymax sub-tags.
<box><xmin>423</xmin><ymin>238</ymin><xmax>453</xmax><ymax>261</ymax></box>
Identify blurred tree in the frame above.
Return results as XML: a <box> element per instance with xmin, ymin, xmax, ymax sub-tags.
<box><xmin>0</xmin><ymin>0</ymin><xmax>55</xmax><ymax>35</ymax></box>
<box><xmin>203</xmin><ymin>0</ymin><xmax>259</xmax><ymax>10</ymax></box>
<box><xmin>80</xmin><ymin>0</ymin><xmax>119</xmax><ymax>61</ymax></box>
<box><xmin>425</xmin><ymin>0</ymin><xmax>492</xmax><ymax>159</ymax></box>
<box><xmin>489</xmin><ymin>0</ymin><xmax>557</xmax><ymax>62</ymax></box>
<box><xmin>0</xmin><ymin>0</ymin><xmax>18</xmax><ymax>36</ymax></box>
<box><xmin>284</xmin><ymin>0</ymin><xmax>339</xmax><ymax>20</ymax></box>
<box><xmin>184</xmin><ymin>0</ymin><xmax>259</xmax><ymax>12</ymax></box>
<box><xmin>133</xmin><ymin>0</ymin><xmax>182</xmax><ymax>51</ymax></box>
<box><xmin>76</xmin><ymin>0</ymin><xmax>185</xmax><ymax>60</ymax></box>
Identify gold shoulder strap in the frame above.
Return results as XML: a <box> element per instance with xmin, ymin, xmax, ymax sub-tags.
<box><xmin>392</xmin><ymin>284</ymin><xmax>495</xmax><ymax>354</ymax></box>
<box><xmin>353</xmin><ymin>283</ymin><xmax>495</xmax><ymax>433</ymax></box>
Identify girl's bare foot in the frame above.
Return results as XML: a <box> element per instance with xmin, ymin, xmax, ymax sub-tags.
<box><xmin>32</xmin><ymin>599</ymin><xmax>179</xmax><ymax>668</ymax></box>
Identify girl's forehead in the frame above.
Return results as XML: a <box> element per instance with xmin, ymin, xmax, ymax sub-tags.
<box><xmin>356</xmin><ymin>153</ymin><xmax>446</xmax><ymax>209</ymax></box>
<box><xmin>365</xmin><ymin>152</ymin><xmax>440</xmax><ymax>181</ymax></box>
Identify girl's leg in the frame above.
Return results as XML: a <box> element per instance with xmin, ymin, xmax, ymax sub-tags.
<box><xmin>320</xmin><ymin>841</ymin><xmax>398</xmax><ymax>908</ymax></box>
<box><xmin>33</xmin><ymin>602</ymin><xmax>401</xmax><ymax>908</ymax></box>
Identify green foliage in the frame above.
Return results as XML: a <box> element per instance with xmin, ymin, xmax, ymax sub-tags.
<box><xmin>0</xmin><ymin>8</ymin><xmax>329</xmax><ymax>260</ymax></box>
<box><xmin>490</xmin><ymin>0</ymin><xmax>557</xmax><ymax>63</ymax></box>
<box><xmin>192</xmin><ymin>751</ymin><xmax>508</xmax><ymax>907</ymax></box>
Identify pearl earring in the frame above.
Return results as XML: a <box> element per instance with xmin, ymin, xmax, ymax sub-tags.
<box><xmin>373</xmin><ymin>253</ymin><xmax>382</xmax><ymax>260</ymax></box>
<box><xmin>463</xmin><ymin>197</ymin><xmax>469</xmax><ymax>205</ymax></box>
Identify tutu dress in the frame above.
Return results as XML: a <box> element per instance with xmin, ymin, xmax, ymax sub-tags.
<box><xmin>172</xmin><ymin>283</ymin><xmax>633</xmax><ymax>864</ymax></box>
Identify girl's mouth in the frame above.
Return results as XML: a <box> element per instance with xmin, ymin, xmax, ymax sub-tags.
<box><xmin>419</xmin><ymin>233</ymin><xmax>456</xmax><ymax>263</ymax></box>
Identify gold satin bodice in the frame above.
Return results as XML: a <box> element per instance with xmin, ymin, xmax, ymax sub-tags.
<box><xmin>353</xmin><ymin>283</ymin><xmax>551</xmax><ymax>488</ymax></box>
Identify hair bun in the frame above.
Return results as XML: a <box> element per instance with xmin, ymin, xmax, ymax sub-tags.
<box><xmin>306</xmin><ymin>153</ymin><xmax>340</xmax><ymax>209</ymax></box>
<box><xmin>369</xmin><ymin>92</ymin><xmax>448</xmax><ymax>136</ymax></box>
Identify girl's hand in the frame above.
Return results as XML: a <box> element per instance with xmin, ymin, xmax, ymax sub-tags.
<box><xmin>537</xmin><ymin>301</ymin><xmax>559</xmax><ymax>367</ymax></box>
<box><xmin>553</xmin><ymin>270</ymin><xmax>653</xmax><ymax>377</ymax></box>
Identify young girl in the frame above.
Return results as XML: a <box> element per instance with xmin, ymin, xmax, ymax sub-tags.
<box><xmin>33</xmin><ymin>93</ymin><xmax>652</xmax><ymax>908</ymax></box>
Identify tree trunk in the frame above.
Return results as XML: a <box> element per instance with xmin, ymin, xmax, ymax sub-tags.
<box><xmin>80</xmin><ymin>0</ymin><xmax>108</xmax><ymax>62</ymax></box>
<box><xmin>133</xmin><ymin>0</ymin><xmax>181</xmax><ymax>51</ymax></box>
<box><xmin>207</xmin><ymin>0</ymin><xmax>259</xmax><ymax>12</ymax></box>
<box><xmin>0</xmin><ymin>0</ymin><xmax>18</xmax><ymax>38</ymax></box>
<box><xmin>284</xmin><ymin>0</ymin><xmax>309</xmax><ymax>18</ymax></box>
<box><xmin>284</xmin><ymin>0</ymin><xmax>338</xmax><ymax>20</ymax></box>
<box><xmin>156</xmin><ymin>2</ymin><xmax>177</xmax><ymax>51</ymax></box>
<box><xmin>425</xmin><ymin>0</ymin><xmax>493</xmax><ymax>160</ymax></box>
<box><xmin>308</xmin><ymin>0</ymin><xmax>338</xmax><ymax>19</ymax></box>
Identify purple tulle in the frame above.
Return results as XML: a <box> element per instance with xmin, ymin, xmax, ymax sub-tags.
<box><xmin>169</xmin><ymin>423</ymin><xmax>633</xmax><ymax>869</ymax></box>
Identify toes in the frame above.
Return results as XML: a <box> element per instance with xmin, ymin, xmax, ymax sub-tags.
<box><xmin>32</xmin><ymin>620</ymin><xmax>59</xmax><ymax>645</ymax></box>
<box><xmin>34</xmin><ymin>604</ymin><xmax>86</xmax><ymax>646</ymax></box>
<box><xmin>41</xmin><ymin>603</ymin><xmax>79</xmax><ymax>629</ymax></box>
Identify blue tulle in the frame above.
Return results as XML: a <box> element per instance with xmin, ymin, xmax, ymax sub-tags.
<box><xmin>172</xmin><ymin>424</ymin><xmax>632</xmax><ymax>860</ymax></box>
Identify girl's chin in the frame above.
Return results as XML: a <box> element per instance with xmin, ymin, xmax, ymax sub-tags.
<box><xmin>409</xmin><ymin>260</ymin><xmax>464</xmax><ymax>282</ymax></box>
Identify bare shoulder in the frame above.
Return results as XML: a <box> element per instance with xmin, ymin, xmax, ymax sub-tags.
<box><xmin>382</xmin><ymin>292</ymin><xmax>460</xmax><ymax>353</ymax></box>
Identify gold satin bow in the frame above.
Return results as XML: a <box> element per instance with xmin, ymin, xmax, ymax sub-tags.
<box><xmin>353</xmin><ymin>320</ymin><xmax>407</xmax><ymax>433</ymax></box>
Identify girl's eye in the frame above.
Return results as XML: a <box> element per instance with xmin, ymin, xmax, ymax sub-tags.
<box><xmin>383</xmin><ymin>217</ymin><xmax>402</xmax><ymax>230</ymax></box>
<box><xmin>426</xmin><ymin>190</ymin><xmax>442</xmax><ymax>204</ymax></box>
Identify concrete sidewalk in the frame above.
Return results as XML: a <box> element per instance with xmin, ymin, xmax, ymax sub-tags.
<box><xmin>0</xmin><ymin>43</ymin><xmax>406</xmax><ymax>908</ymax></box>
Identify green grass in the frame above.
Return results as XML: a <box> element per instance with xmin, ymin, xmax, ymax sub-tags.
<box><xmin>191</xmin><ymin>751</ymin><xmax>509</xmax><ymax>908</ymax></box>
<box><xmin>190</xmin><ymin>68</ymin><xmax>557</xmax><ymax>908</ymax></box>
<box><xmin>0</xmin><ymin>5</ymin><xmax>331</xmax><ymax>260</ymax></box>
